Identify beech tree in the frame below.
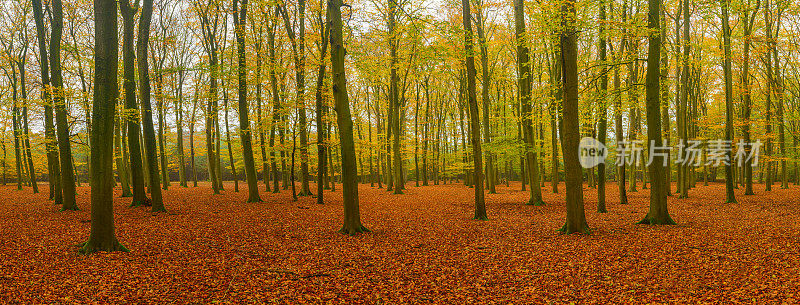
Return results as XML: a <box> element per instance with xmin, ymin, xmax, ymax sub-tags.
<box><xmin>80</xmin><ymin>0</ymin><xmax>127</xmax><ymax>254</ymax></box>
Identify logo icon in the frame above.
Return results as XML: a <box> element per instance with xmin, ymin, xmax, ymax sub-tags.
<box><xmin>579</xmin><ymin>137</ymin><xmax>607</xmax><ymax>168</ymax></box>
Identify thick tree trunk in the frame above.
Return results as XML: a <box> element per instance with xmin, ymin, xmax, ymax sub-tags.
<box><xmin>81</xmin><ymin>0</ymin><xmax>128</xmax><ymax>254</ymax></box>
<box><xmin>639</xmin><ymin>0</ymin><xmax>675</xmax><ymax>225</ymax></box>
<box><xmin>558</xmin><ymin>0</ymin><xmax>590</xmax><ymax>234</ymax></box>
<box><xmin>329</xmin><ymin>0</ymin><xmax>368</xmax><ymax>235</ymax></box>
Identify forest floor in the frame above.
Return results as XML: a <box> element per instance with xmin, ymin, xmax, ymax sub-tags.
<box><xmin>1</xmin><ymin>180</ymin><xmax>799</xmax><ymax>303</ymax></box>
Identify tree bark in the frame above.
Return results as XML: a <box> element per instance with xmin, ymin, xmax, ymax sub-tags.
<box><xmin>558</xmin><ymin>0</ymin><xmax>590</xmax><ymax>234</ymax></box>
<box><xmin>138</xmin><ymin>0</ymin><xmax>165</xmax><ymax>212</ymax></box>
<box><xmin>81</xmin><ymin>0</ymin><xmax>128</xmax><ymax>254</ymax></box>
<box><xmin>639</xmin><ymin>0</ymin><xmax>675</xmax><ymax>225</ymax></box>
<box><xmin>233</xmin><ymin>0</ymin><xmax>262</xmax><ymax>202</ymax></box>
<box><xmin>462</xmin><ymin>0</ymin><xmax>487</xmax><ymax>220</ymax></box>
<box><xmin>51</xmin><ymin>0</ymin><xmax>78</xmax><ymax>210</ymax></box>
<box><xmin>329</xmin><ymin>0</ymin><xmax>368</xmax><ymax>235</ymax></box>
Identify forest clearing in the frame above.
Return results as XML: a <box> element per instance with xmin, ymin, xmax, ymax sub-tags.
<box><xmin>2</xmin><ymin>181</ymin><xmax>798</xmax><ymax>303</ymax></box>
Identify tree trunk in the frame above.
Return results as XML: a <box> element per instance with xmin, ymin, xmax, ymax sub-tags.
<box><xmin>32</xmin><ymin>0</ymin><xmax>61</xmax><ymax>201</ymax></box>
<box><xmin>596</xmin><ymin>0</ymin><xmax>609</xmax><ymax>213</ymax></box>
<box><xmin>329</xmin><ymin>0</ymin><xmax>368</xmax><ymax>235</ymax></box>
<box><xmin>721</xmin><ymin>0</ymin><xmax>737</xmax><ymax>203</ymax></box>
<box><xmin>461</xmin><ymin>0</ymin><xmax>487</xmax><ymax>220</ymax></box>
<box><xmin>50</xmin><ymin>0</ymin><xmax>78</xmax><ymax>210</ymax></box>
<box><xmin>315</xmin><ymin>8</ymin><xmax>330</xmax><ymax>203</ymax></box>
<box><xmin>156</xmin><ymin>74</ymin><xmax>169</xmax><ymax>190</ymax></box>
<box><xmin>639</xmin><ymin>0</ymin><xmax>675</xmax><ymax>225</ymax></box>
<box><xmin>121</xmin><ymin>0</ymin><xmax>148</xmax><ymax>206</ymax></box>
<box><xmin>558</xmin><ymin>0</ymin><xmax>590</xmax><ymax>234</ymax></box>
<box><xmin>233</xmin><ymin>0</ymin><xmax>262</xmax><ymax>202</ymax></box>
<box><xmin>138</xmin><ymin>0</ymin><xmax>165</xmax><ymax>212</ymax></box>
<box><xmin>81</xmin><ymin>0</ymin><xmax>128</xmax><ymax>254</ymax></box>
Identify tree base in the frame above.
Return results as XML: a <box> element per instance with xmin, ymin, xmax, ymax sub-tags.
<box><xmin>557</xmin><ymin>223</ymin><xmax>592</xmax><ymax>235</ymax></box>
<box><xmin>120</xmin><ymin>192</ymin><xmax>133</xmax><ymax>198</ymax></box>
<box><xmin>339</xmin><ymin>225</ymin><xmax>370</xmax><ymax>236</ymax></box>
<box><xmin>597</xmin><ymin>207</ymin><xmax>607</xmax><ymax>213</ymax></box>
<box><xmin>129</xmin><ymin>198</ymin><xmax>151</xmax><ymax>207</ymax></box>
<box><xmin>60</xmin><ymin>206</ymin><xmax>79</xmax><ymax>212</ymax></box>
<box><xmin>637</xmin><ymin>214</ymin><xmax>676</xmax><ymax>225</ymax></box>
<box><xmin>526</xmin><ymin>199</ymin><xmax>545</xmax><ymax>206</ymax></box>
<box><xmin>247</xmin><ymin>197</ymin><xmax>264</xmax><ymax>203</ymax></box>
<box><xmin>472</xmin><ymin>215</ymin><xmax>488</xmax><ymax>221</ymax></box>
<box><xmin>78</xmin><ymin>240</ymin><xmax>129</xmax><ymax>254</ymax></box>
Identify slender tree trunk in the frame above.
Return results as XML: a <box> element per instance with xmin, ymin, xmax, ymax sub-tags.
<box><xmin>268</xmin><ymin>10</ymin><xmax>281</xmax><ymax>193</ymax></box>
<box><xmin>476</xmin><ymin>1</ymin><xmax>495</xmax><ymax>195</ymax></box>
<box><xmin>138</xmin><ymin>0</ymin><xmax>165</xmax><ymax>212</ymax></box>
<box><xmin>156</xmin><ymin>74</ymin><xmax>169</xmax><ymax>190</ymax></box>
<box><xmin>223</xmin><ymin>87</ymin><xmax>238</xmax><ymax>192</ymax></box>
<box><xmin>740</xmin><ymin>0</ymin><xmax>757</xmax><ymax>195</ymax></box>
<box><xmin>461</xmin><ymin>0</ymin><xmax>487</xmax><ymax>220</ymax></box>
<box><xmin>314</xmin><ymin>9</ymin><xmax>330</xmax><ymax>203</ymax></box>
<box><xmin>33</xmin><ymin>0</ymin><xmax>61</xmax><ymax>201</ymax></box>
<box><xmin>233</xmin><ymin>0</ymin><xmax>261</xmax><ymax>202</ymax></box>
<box><xmin>721</xmin><ymin>0</ymin><xmax>737</xmax><ymax>203</ymax></box>
<box><xmin>514</xmin><ymin>0</ymin><xmax>542</xmax><ymax>206</ymax></box>
<box><xmin>596</xmin><ymin>0</ymin><xmax>609</xmax><ymax>212</ymax></box>
<box><xmin>278</xmin><ymin>1</ymin><xmax>312</xmax><ymax>196</ymax></box>
<box><xmin>176</xmin><ymin>70</ymin><xmax>188</xmax><ymax>188</ymax></box>
<box><xmin>50</xmin><ymin>0</ymin><xmax>77</xmax><ymax>210</ymax></box>
<box><xmin>115</xmin><ymin>114</ymin><xmax>132</xmax><ymax>197</ymax></box>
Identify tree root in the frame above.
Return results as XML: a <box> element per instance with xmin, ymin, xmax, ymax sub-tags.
<box><xmin>79</xmin><ymin>240</ymin><xmax>129</xmax><ymax>254</ymax></box>
<box><xmin>557</xmin><ymin>222</ymin><xmax>592</xmax><ymax>235</ymax></box>
<box><xmin>637</xmin><ymin>214</ymin><xmax>677</xmax><ymax>225</ymax></box>
<box><xmin>339</xmin><ymin>225</ymin><xmax>370</xmax><ymax>236</ymax></box>
<box><xmin>526</xmin><ymin>199</ymin><xmax>545</xmax><ymax>206</ymax></box>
